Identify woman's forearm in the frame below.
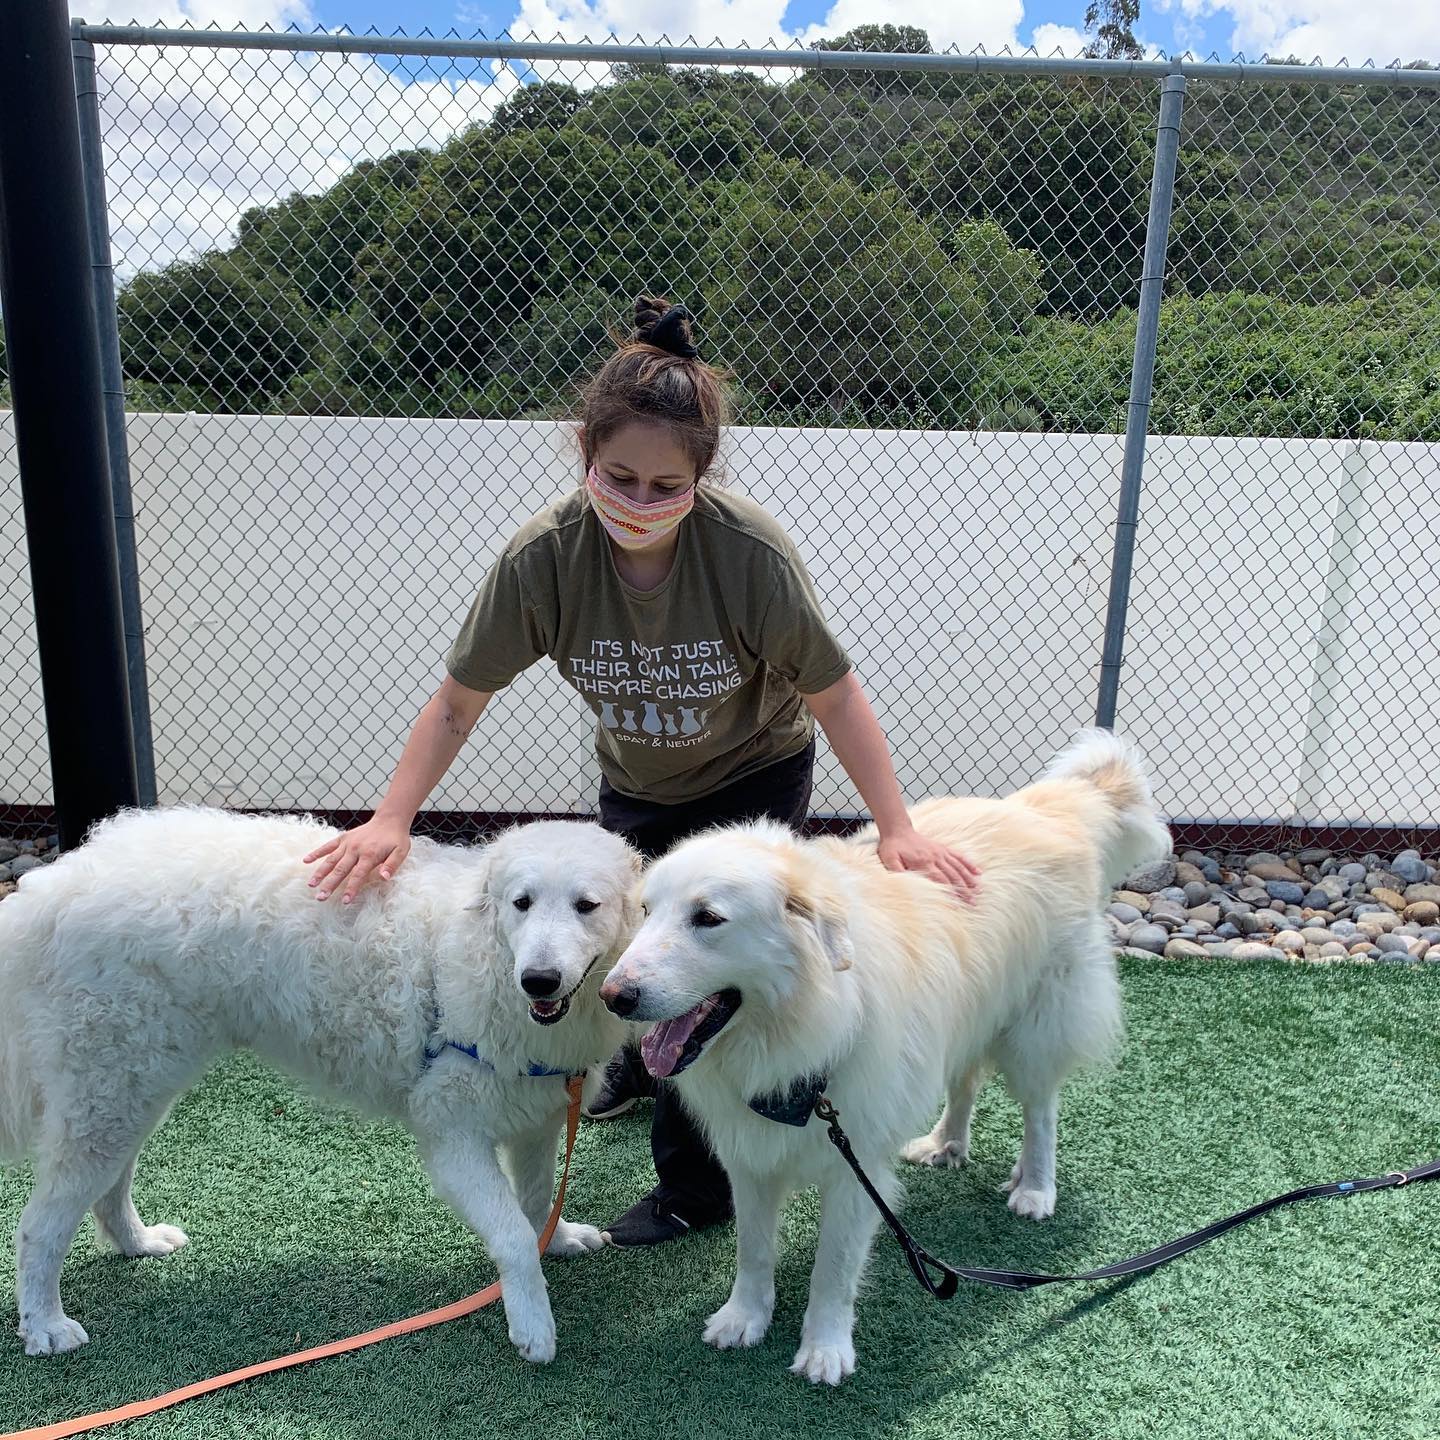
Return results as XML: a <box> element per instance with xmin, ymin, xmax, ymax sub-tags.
<box><xmin>375</xmin><ymin>682</ymin><xmax>492</xmax><ymax>823</ymax></box>
<box><xmin>801</xmin><ymin>672</ymin><xmax>913</xmax><ymax>836</ymax></box>
<box><xmin>802</xmin><ymin>671</ymin><xmax>982</xmax><ymax>899</ymax></box>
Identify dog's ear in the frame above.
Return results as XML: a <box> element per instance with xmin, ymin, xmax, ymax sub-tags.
<box><xmin>610</xmin><ymin>840</ymin><xmax>645</xmax><ymax>935</ymax></box>
<box><xmin>784</xmin><ymin>889</ymin><xmax>854</xmax><ymax>973</ymax></box>
<box><xmin>463</xmin><ymin>847</ymin><xmax>496</xmax><ymax>912</ymax></box>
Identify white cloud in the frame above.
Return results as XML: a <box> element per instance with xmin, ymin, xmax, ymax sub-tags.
<box><xmin>1029</xmin><ymin>22</ymin><xmax>1088</xmax><ymax>55</ymax></box>
<box><xmin>80</xmin><ymin>1</ymin><xmax>522</xmax><ymax>274</ymax></box>
<box><xmin>496</xmin><ymin>0</ymin><xmax>1037</xmax><ymax>137</ymax></box>
<box><xmin>1230</xmin><ymin>0</ymin><xmax>1439</xmax><ymax>63</ymax></box>
<box><xmin>1154</xmin><ymin>0</ymin><xmax>1438</xmax><ymax>63</ymax></box>
<box><xmin>1029</xmin><ymin>18</ymin><xmax>1169</xmax><ymax>57</ymax></box>
<box><xmin>795</xmin><ymin>0</ymin><xmax>1024</xmax><ymax>54</ymax></box>
<box><xmin>1148</xmin><ymin>0</ymin><xmax>1212</xmax><ymax>56</ymax></box>
<box><xmin>506</xmin><ymin>0</ymin><xmax>790</xmax><ymax>47</ymax></box>
<box><xmin>508</xmin><ymin>0</ymin><xmax>1026</xmax><ymax>53</ymax></box>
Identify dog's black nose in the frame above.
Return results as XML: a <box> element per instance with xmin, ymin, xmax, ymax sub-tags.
<box><xmin>520</xmin><ymin>967</ymin><xmax>563</xmax><ymax>998</ymax></box>
<box><xmin>600</xmin><ymin>978</ymin><xmax>640</xmax><ymax>1017</ymax></box>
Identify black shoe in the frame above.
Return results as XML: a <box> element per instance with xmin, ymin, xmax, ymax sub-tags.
<box><xmin>583</xmin><ymin>1049</ymin><xmax>655</xmax><ymax>1120</ymax></box>
<box><xmin>601</xmin><ymin>1192</ymin><xmax>724</xmax><ymax>1248</ymax></box>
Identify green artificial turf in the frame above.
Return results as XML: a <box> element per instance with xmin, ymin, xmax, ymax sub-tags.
<box><xmin>2</xmin><ymin>957</ymin><xmax>1438</xmax><ymax>1440</ymax></box>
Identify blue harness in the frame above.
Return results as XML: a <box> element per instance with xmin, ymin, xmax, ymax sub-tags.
<box><xmin>421</xmin><ymin>991</ymin><xmax>584</xmax><ymax>1080</ymax></box>
<box><xmin>422</xmin><ymin>1034</ymin><xmax>581</xmax><ymax>1079</ymax></box>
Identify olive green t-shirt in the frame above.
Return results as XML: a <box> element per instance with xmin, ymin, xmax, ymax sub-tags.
<box><xmin>446</xmin><ymin>486</ymin><xmax>851</xmax><ymax>803</ymax></box>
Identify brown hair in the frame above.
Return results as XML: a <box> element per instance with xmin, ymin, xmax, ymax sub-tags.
<box><xmin>579</xmin><ymin>296</ymin><xmax>730</xmax><ymax>482</ymax></box>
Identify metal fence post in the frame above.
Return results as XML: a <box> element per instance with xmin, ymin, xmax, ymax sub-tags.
<box><xmin>1094</xmin><ymin>71</ymin><xmax>1186</xmax><ymax>730</ymax></box>
<box><xmin>72</xmin><ymin>19</ymin><xmax>157</xmax><ymax>807</ymax></box>
<box><xmin>0</xmin><ymin>0</ymin><xmax>138</xmax><ymax>847</ymax></box>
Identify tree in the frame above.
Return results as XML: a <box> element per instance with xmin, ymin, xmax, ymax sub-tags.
<box><xmin>570</xmin><ymin>73</ymin><xmax>758</xmax><ymax>172</ymax></box>
<box><xmin>489</xmin><ymin>81</ymin><xmax>584</xmax><ymax>136</ymax></box>
<box><xmin>234</xmin><ymin>149</ymin><xmax>428</xmax><ymax>313</ymax></box>
<box><xmin>704</xmin><ymin>160</ymin><xmax>1041</xmax><ymax>419</ymax></box>
<box><xmin>108</xmin><ymin>45</ymin><xmax>1439</xmax><ymax>439</ymax></box>
<box><xmin>806</xmin><ymin>23</ymin><xmax>935</xmax><ymax>97</ymax></box>
<box><xmin>810</xmin><ymin>24</ymin><xmax>931</xmax><ymax>54</ymax></box>
<box><xmin>977</xmin><ymin>288</ymin><xmax>1440</xmax><ymax>439</ymax></box>
<box><xmin>349</xmin><ymin>128</ymin><xmax>708</xmax><ymax>393</ymax></box>
<box><xmin>1083</xmin><ymin>0</ymin><xmax>1144</xmax><ymax>60</ymax></box>
<box><xmin>904</xmin><ymin>88</ymin><xmax>1153</xmax><ymax>316</ymax></box>
<box><xmin>118</xmin><ymin>254</ymin><xmax>315</xmax><ymax>411</ymax></box>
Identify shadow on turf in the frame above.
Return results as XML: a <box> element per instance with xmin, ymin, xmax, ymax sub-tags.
<box><xmin>0</xmin><ymin>1155</ymin><xmax>1121</xmax><ymax>1433</ymax></box>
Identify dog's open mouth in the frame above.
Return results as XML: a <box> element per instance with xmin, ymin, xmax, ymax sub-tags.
<box><xmin>527</xmin><ymin>956</ymin><xmax>601</xmax><ymax>1026</ymax></box>
<box><xmin>640</xmin><ymin>988</ymin><xmax>742</xmax><ymax>1078</ymax></box>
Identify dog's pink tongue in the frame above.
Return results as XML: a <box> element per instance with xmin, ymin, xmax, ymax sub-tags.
<box><xmin>640</xmin><ymin>1002</ymin><xmax>709</xmax><ymax>1078</ymax></box>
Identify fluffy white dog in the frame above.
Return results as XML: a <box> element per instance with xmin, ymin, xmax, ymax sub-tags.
<box><xmin>0</xmin><ymin>808</ymin><xmax>640</xmax><ymax>1362</ymax></box>
<box><xmin>601</xmin><ymin>730</ymin><xmax>1170</xmax><ymax>1384</ymax></box>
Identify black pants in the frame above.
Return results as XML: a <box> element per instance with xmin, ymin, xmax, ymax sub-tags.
<box><xmin>598</xmin><ymin>739</ymin><xmax>815</xmax><ymax>1224</ymax></box>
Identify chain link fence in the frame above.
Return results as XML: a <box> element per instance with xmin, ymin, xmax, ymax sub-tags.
<box><xmin>1</xmin><ymin>29</ymin><xmax>1437</xmax><ymax>853</ymax></box>
<box><xmin>1138</xmin><ymin>75</ymin><xmax>1439</xmax><ymax>848</ymax></box>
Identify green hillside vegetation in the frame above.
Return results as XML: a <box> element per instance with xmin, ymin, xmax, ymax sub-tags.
<box><xmin>41</xmin><ymin>28</ymin><xmax>1440</xmax><ymax>436</ymax></box>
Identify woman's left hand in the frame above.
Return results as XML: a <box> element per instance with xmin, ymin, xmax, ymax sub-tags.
<box><xmin>877</xmin><ymin>825</ymin><xmax>981</xmax><ymax>904</ymax></box>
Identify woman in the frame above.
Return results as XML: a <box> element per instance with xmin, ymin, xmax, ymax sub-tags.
<box><xmin>304</xmin><ymin>296</ymin><xmax>979</xmax><ymax>1247</ymax></box>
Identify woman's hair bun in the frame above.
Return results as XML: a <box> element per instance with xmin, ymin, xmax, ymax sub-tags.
<box><xmin>633</xmin><ymin>294</ymin><xmax>699</xmax><ymax>359</ymax></box>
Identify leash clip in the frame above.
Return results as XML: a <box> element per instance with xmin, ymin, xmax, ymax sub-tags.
<box><xmin>1386</xmin><ymin>1170</ymin><xmax>1409</xmax><ymax>1187</ymax></box>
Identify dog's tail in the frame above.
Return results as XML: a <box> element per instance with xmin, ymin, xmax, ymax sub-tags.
<box><xmin>1039</xmin><ymin>729</ymin><xmax>1171</xmax><ymax>891</ymax></box>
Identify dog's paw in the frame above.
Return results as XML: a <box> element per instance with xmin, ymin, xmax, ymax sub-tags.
<box><xmin>20</xmin><ymin>1315</ymin><xmax>90</xmax><ymax>1357</ymax></box>
<box><xmin>790</xmin><ymin>1335</ymin><xmax>856</xmax><ymax>1386</ymax></box>
<box><xmin>507</xmin><ymin>1309</ymin><xmax>557</xmax><ymax>1365</ymax></box>
<box><xmin>900</xmin><ymin>1136</ymin><xmax>967</xmax><ymax>1169</ymax></box>
<box><xmin>546</xmin><ymin>1220</ymin><xmax>604</xmax><ymax>1258</ymax></box>
<box><xmin>127</xmin><ymin>1223</ymin><xmax>190</xmax><ymax>1258</ymax></box>
<box><xmin>703</xmin><ymin>1299</ymin><xmax>772</xmax><ymax>1350</ymax></box>
<box><xmin>1006</xmin><ymin>1184</ymin><xmax>1056</xmax><ymax>1221</ymax></box>
<box><xmin>999</xmin><ymin>1161</ymin><xmax>1024</xmax><ymax>1194</ymax></box>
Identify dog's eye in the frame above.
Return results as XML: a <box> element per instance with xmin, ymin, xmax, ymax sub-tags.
<box><xmin>640</xmin><ymin>902</ymin><xmax>651</xmax><ymax>917</ymax></box>
<box><xmin>512</xmin><ymin>895</ymin><xmax>531</xmax><ymax>912</ymax></box>
<box><xmin>691</xmin><ymin>908</ymin><xmax>726</xmax><ymax>929</ymax></box>
<box><xmin>574</xmin><ymin>898</ymin><xmax>600</xmax><ymax>915</ymax></box>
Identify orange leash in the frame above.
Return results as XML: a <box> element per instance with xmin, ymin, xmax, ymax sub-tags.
<box><xmin>4</xmin><ymin>1076</ymin><xmax>586</xmax><ymax>1440</ymax></box>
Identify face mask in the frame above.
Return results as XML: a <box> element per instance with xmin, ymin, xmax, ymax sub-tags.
<box><xmin>585</xmin><ymin>464</ymin><xmax>695</xmax><ymax>551</ymax></box>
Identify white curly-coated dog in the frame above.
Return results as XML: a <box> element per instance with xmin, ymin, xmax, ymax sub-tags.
<box><xmin>0</xmin><ymin>808</ymin><xmax>640</xmax><ymax>1363</ymax></box>
<box><xmin>601</xmin><ymin>730</ymin><xmax>1171</xmax><ymax>1385</ymax></box>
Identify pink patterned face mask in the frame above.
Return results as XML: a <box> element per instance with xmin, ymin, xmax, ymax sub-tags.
<box><xmin>585</xmin><ymin>465</ymin><xmax>696</xmax><ymax>551</ymax></box>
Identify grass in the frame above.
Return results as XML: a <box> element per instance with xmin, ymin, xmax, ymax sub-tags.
<box><xmin>2</xmin><ymin>956</ymin><xmax>1438</xmax><ymax>1440</ymax></box>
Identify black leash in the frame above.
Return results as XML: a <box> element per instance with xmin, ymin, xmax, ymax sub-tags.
<box><xmin>811</xmin><ymin>1096</ymin><xmax>1440</xmax><ymax>1298</ymax></box>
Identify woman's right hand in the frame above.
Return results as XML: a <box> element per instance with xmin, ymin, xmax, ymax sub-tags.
<box><xmin>302</xmin><ymin>676</ymin><xmax>491</xmax><ymax>904</ymax></box>
<box><xmin>303</xmin><ymin>812</ymin><xmax>413</xmax><ymax>904</ymax></box>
